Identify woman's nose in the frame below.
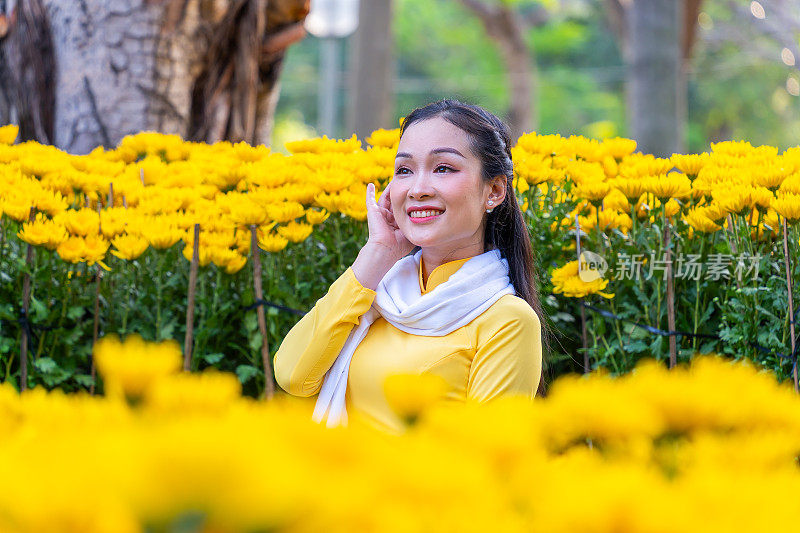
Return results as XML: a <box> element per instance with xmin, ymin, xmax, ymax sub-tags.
<box><xmin>408</xmin><ymin>171</ymin><xmax>435</xmax><ymax>199</ymax></box>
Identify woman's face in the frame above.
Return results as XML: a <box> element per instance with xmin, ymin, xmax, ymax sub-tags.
<box><xmin>390</xmin><ymin>116</ymin><xmax>504</xmax><ymax>260</ymax></box>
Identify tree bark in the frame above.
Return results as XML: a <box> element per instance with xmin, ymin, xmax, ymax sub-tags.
<box><xmin>0</xmin><ymin>0</ymin><xmax>309</xmax><ymax>153</ymax></box>
<box><xmin>457</xmin><ymin>0</ymin><xmax>538</xmax><ymax>139</ymax></box>
<box><xmin>626</xmin><ymin>0</ymin><xmax>685</xmax><ymax>156</ymax></box>
<box><xmin>0</xmin><ymin>0</ymin><xmax>55</xmax><ymax>143</ymax></box>
<box><xmin>605</xmin><ymin>0</ymin><xmax>702</xmax><ymax>156</ymax></box>
<box><xmin>346</xmin><ymin>0</ymin><xmax>394</xmax><ymax>140</ymax></box>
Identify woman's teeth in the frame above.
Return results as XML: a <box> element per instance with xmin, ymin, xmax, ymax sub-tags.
<box><xmin>409</xmin><ymin>210</ymin><xmax>443</xmax><ymax>218</ymax></box>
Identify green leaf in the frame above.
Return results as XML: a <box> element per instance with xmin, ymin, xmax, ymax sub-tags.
<box><xmin>203</xmin><ymin>352</ymin><xmax>225</xmax><ymax>365</ymax></box>
<box><xmin>160</xmin><ymin>320</ymin><xmax>176</xmax><ymax>340</ymax></box>
<box><xmin>248</xmin><ymin>332</ymin><xmax>263</xmax><ymax>352</ymax></box>
<box><xmin>73</xmin><ymin>374</ymin><xmax>95</xmax><ymax>387</ymax></box>
<box><xmin>244</xmin><ymin>313</ymin><xmax>258</xmax><ymax>333</ymax></box>
<box><xmin>67</xmin><ymin>306</ymin><xmax>84</xmax><ymax>321</ymax></box>
<box><xmin>235</xmin><ymin>364</ymin><xmax>259</xmax><ymax>384</ymax></box>
<box><xmin>29</xmin><ymin>297</ymin><xmax>47</xmax><ymax>322</ymax></box>
<box><xmin>0</xmin><ymin>337</ymin><xmax>12</xmax><ymax>354</ymax></box>
<box><xmin>34</xmin><ymin>357</ymin><xmax>58</xmax><ymax>373</ymax></box>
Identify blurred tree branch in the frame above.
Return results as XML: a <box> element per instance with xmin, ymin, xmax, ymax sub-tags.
<box><xmin>456</xmin><ymin>0</ymin><xmax>551</xmax><ymax>138</ymax></box>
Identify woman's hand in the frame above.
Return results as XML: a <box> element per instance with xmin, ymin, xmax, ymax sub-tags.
<box><xmin>351</xmin><ymin>182</ymin><xmax>415</xmax><ymax>290</ymax></box>
<box><xmin>366</xmin><ymin>181</ymin><xmax>414</xmax><ymax>258</ymax></box>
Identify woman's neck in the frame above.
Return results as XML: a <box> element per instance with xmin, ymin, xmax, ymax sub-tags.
<box><xmin>420</xmin><ymin>243</ymin><xmax>484</xmax><ymax>286</ymax></box>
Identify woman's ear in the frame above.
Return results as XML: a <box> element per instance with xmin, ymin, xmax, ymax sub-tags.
<box><xmin>488</xmin><ymin>174</ymin><xmax>508</xmax><ymax>205</ymax></box>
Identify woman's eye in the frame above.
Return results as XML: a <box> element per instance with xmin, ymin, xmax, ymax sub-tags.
<box><xmin>435</xmin><ymin>165</ymin><xmax>455</xmax><ymax>173</ymax></box>
<box><xmin>394</xmin><ymin>167</ymin><xmax>410</xmax><ymax>175</ymax></box>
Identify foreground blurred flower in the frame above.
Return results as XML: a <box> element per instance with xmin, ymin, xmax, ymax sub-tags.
<box><xmin>94</xmin><ymin>334</ymin><xmax>182</xmax><ymax>403</ymax></box>
<box><xmin>144</xmin><ymin>369</ymin><xmax>242</xmax><ymax>415</ymax></box>
<box><xmin>383</xmin><ymin>372</ymin><xmax>449</xmax><ymax>426</ymax></box>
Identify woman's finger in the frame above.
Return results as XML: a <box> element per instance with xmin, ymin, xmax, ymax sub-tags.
<box><xmin>377</xmin><ymin>206</ymin><xmax>397</xmax><ymax>228</ymax></box>
<box><xmin>366</xmin><ymin>183</ymin><xmax>378</xmax><ymax>210</ymax></box>
<box><xmin>377</xmin><ymin>182</ymin><xmax>391</xmax><ymax>209</ymax></box>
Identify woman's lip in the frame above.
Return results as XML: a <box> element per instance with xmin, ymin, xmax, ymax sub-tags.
<box><xmin>409</xmin><ymin>212</ymin><xmax>444</xmax><ymax>223</ymax></box>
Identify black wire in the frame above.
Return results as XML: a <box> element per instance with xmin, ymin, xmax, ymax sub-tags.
<box><xmin>579</xmin><ymin>300</ymin><xmax>798</xmax><ymax>361</ymax></box>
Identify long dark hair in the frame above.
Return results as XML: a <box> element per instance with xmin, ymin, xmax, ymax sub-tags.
<box><xmin>398</xmin><ymin>99</ymin><xmax>552</xmax><ymax>396</ymax></box>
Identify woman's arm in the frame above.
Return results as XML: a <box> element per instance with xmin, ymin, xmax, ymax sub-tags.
<box><xmin>466</xmin><ymin>300</ymin><xmax>543</xmax><ymax>402</ymax></box>
<box><xmin>272</xmin><ymin>260</ymin><xmax>377</xmax><ymax>397</ymax></box>
<box><xmin>274</xmin><ymin>182</ymin><xmax>413</xmax><ymax>396</ymax></box>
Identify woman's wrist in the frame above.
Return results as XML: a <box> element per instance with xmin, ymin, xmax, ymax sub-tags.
<box><xmin>351</xmin><ymin>241</ymin><xmax>402</xmax><ymax>290</ymax></box>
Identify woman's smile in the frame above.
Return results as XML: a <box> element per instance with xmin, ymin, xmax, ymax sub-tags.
<box><xmin>408</xmin><ymin>206</ymin><xmax>446</xmax><ymax>223</ymax></box>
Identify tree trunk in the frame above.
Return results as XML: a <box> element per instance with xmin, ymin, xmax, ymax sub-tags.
<box><xmin>0</xmin><ymin>0</ymin><xmax>309</xmax><ymax>153</ymax></box>
<box><xmin>626</xmin><ymin>0</ymin><xmax>685</xmax><ymax>156</ymax></box>
<box><xmin>605</xmin><ymin>0</ymin><xmax>701</xmax><ymax>156</ymax></box>
<box><xmin>457</xmin><ymin>0</ymin><xmax>537</xmax><ymax>139</ymax></box>
<box><xmin>346</xmin><ymin>0</ymin><xmax>394</xmax><ymax>140</ymax></box>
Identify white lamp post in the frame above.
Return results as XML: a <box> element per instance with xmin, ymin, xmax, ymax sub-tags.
<box><xmin>304</xmin><ymin>0</ymin><xmax>360</xmax><ymax>137</ymax></box>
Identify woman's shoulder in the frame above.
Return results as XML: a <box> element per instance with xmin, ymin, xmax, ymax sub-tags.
<box><xmin>470</xmin><ymin>293</ymin><xmax>541</xmax><ymax>336</ymax></box>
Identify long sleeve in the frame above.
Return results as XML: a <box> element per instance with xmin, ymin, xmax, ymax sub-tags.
<box><xmin>466</xmin><ymin>301</ymin><xmax>542</xmax><ymax>403</ymax></box>
<box><xmin>273</xmin><ymin>266</ymin><xmax>376</xmax><ymax>397</ymax></box>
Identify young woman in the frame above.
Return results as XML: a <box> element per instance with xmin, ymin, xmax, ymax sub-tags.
<box><xmin>273</xmin><ymin>99</ymin><xmax>548</xmax><ymax>434</ymax></box>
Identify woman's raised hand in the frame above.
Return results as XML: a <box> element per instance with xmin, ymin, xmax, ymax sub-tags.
<box><xmin>350</xmin><ymin>182</ymin><xmax>415</xmax><ymax>290</ymax></box>
<box><xmin>366</xmin><ymin>182</ymin><xmax>414</xmax><ymax>258</ymax></box>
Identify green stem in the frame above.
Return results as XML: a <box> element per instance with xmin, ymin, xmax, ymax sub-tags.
<box><xmin>608</xmin><ymin>298</ymin><xmax>627</xmax><ymax>370</ymax></box>
<box><xmin>155</xmin><ymin>253</ymin><xmax>165</xmax><ymax>341</ymax></box>
<box><xmin>692</xmin><ymin>238</ymin><xmax>707</xmax><ymax>352</ymax></box>
<box><xmin>212</xmin><ymin>268</ymin><xmax>222</xmax><ymax>316</ymax></box>
<box><xmin>334</xmin><ymin>216</ymin><xmax>344</xmax><ymax>271</ymax></box>
<box><xmin>600</xmin><ymin>333</ymin><xmax>620</xmax><ymax>374</ymax></box>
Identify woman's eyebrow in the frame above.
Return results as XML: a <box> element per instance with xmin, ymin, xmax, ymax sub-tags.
<box><xmin>430</xmin><ymin>147</ymin><xmax>465</xmax><ymax>158</ymax></box>
<box><xmin>395</xmin><ymin>147</ymin><xmax>465</xmax><ymax>160</ymax></box>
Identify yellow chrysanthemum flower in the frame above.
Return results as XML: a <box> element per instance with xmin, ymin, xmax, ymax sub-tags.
<box><xmin>772</xmin><ymin>193</ymin><xmax>800</xmax><ymax>222</ymax></box>
<box><xmin>0</xmin><ymin>124</ymin><xmax>19</xmax><ymax>144</ymax></box>
<box><xmin>304</xmin><ymin>207</ymin><xmax>330</xmax><ymax>225</ymax></box>
<box><xmin>110</xmin><ymin>234</ymin><xmax>150</xmax><ymax>261</ymax></box>
<box><xmin>146</xmin><ymin>226</ymin><xmax>184</xmax><ymax>250</ymax></box>
<box><xmin>551</xmin><ymin>260</ymin><xmax>614</xmax><ymax>299</ymax></box>
<box><xmin>17</xmin><ymin>214</ymin><xmax>68</xmax><ymax>249</ymax></box>
<box><xmin>643</xmin><ymin>172</ymin><xmax>692</xmax><ymax>200</ymax></box>
<box><xmin>277</xmin><ymin>221</ymin><xmax>313</xmax><ymax>243</ymax></box>
<box><xmin>227</xmin><ymin>199</ymin><xmax>267</xmax><ymax>227</ymax></box>
<box><xmin>670</xmin><ymin>153</ymin><xmax>708</xmax><ymax>176</ymax></box>
<box><xmin>365</xmin><ymin>128</ymin><xmax>401</xmax><ymax>148</ymax></box>
<box><xmin>684</xmin><ymin>208</ymin><xmax>722</xmax><ymax>234</ymax></box>
<box><xmin>573</xmin><ymin>181</ymin><xmax>611</xmax><ymax>204</ymax></box>
<box><xmin>257</xmin><ymin>230</ymin><xmax>289</xmax><ymax>253</ymax></box>
<box><xmin>265</xmin><ymin>201</ymin><xmax>305</xmax><ymax>223</ymax></box>
<box><xmin>61</xmin><ymin>208</ymin><xmax>101</xmax><ymax>237</ymax></box>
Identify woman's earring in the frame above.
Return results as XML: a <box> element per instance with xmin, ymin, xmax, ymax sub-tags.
<box><xmin>486</xmin><ymin>199</ymin><xmax>494</xmax><ymax>213</ymax></box>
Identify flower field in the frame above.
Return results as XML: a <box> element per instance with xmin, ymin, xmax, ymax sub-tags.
<box><xmin>0</xmin><ymin>123</ymin><xmax>799</xmax><ymax>393</ymax></box>
<box><xmin>2</xmin><ymin>335</ymin><xmax>800</xmax><ymax>532</ymax></box>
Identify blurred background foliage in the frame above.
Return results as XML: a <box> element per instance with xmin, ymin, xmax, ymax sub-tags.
<box><xmin>273</xmin><ymin>0</ymin><xmax>800</xmax><ymax>154</ymax></box>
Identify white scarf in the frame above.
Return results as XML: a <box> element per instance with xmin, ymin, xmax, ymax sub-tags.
<box><xmin>311</xmin><ymin>248</ymin><xmax>516</xmax><ymax>427</ymax></box>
